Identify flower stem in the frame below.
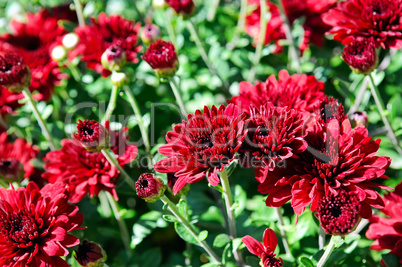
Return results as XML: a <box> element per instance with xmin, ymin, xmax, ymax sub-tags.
<box><xmin>186</xmin><ymin>20</ymin><xmax>229</xmax><ymax>92</ymax></box>
<box><xmin>22</xmin><ymin>88</ymin><xmax>56</xmax><ymax>151</ymax></box>
<box><xmin>105</xmin><ymin>191</ymin><xmax>131</xmax><ymax>255</ymax></box>
<box><xmin>367</xmin><ymin>73</ymin><xmax>402</xmax><ymax>155</ymax></box>
<box><xmin>122</xmin><ymin>85</ymin><xmax>151</xmax><ymax>154</ymax></box>
<box><xmin>347</xmin><ymin>76</ymin><xmax>369</xmax><ymax>116</ymax></box>
<box><xmin>274</xmin><ymin>207</ymin><xmax>292</xmax><ymax>257</ymax></box>
<box><xmin>319</xmin><ymin>227</ymin><xmax>326</xmax><ymax>250</ymax></box>
<box><xmin>277</xmin><ymin>0</ymin><xmax>302</xmax><ymax>74</ymax></box>
<box><xmin>160</xmin><ymin>195</ymin><xmax>221</xmax><ymax>264</ymax></box>
<box><xmin>73</xmin><ymin>0</ymin><xmax>85</xmax><ymax>26</ymax></box>
<box><xmin>207</xmin><ymin>0</ymin><xmax>220</xmax><ymax>21</ymax></box>
<box><xmin>227</xmin><ymin>0</ymin><xmax>247</xmax><ymax>50</ymax></box>
<box><xmin>101</xmin><ymin>149</ymin><xmax>137</xmax><ymax>192</ymax></box>
<box><xmin>220</xmin><ymin>168</ymin><xmax>244</xmax><ymax>265</ymax></box>
<box><xmin>66</xmin><ymin>61</ymin><xmax>82</xmax><ymax>82</ymax></box>
<box><xmin>317</xmin><ymin>236</ymin><xmax>337</xmax><ymax>267</ymax></box>
<box><xmin>103</xmin><ymin>85</ymin><xmax>119</xmax><ymax>124</ymax></box>
<box><xmin>169</xmin><ymin>77</ymin><xmax>187</xmax><ymax>117</ymax></box>
<box><xmin>248</xmin><ymin>0</ymin><xmax>267</xmax><ymax>82</ymax></box>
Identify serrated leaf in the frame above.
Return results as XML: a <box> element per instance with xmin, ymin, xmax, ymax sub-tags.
<box><xmin>213</xmin><ymin>233</ymin><xmax>231</xmax><ymax>248</ymax></box>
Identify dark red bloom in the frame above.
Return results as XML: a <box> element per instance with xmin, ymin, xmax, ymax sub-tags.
<box><xmin>154</xmin><ymin>104</ymin><xmax>247</xmax><ymax>194</ymax></box>
<box><xmin>0</xmin><ymin>86</ymin><xmax>23</xmax><ymax>116</ymax></box>
<box><xmin>315</xmin><ymin>190</ymin><xmax>361</xmax><ymax>235</ymax></box>
<box><xmin>228</xmin><ymin>70</ymin><xmax>325</xmax><ymax>116</ymax></box>
<box><xmin>323</xmin><ymin>0</ymin><xmax>402</xmax><ymax>49</ymax></box>
<box><xmin>142</xmin><ymin>40</ymin><xmax>179</xmax><ymax>78</ymax></box>
<box><xmin>73</xmin><ymin>119</ymin><xmax>110</xmax><ymax>152</ymax></box>
<box><xmin>75</xmin><ymin>240</ymin><xmax>105</xmax><ymax>267</ymax></box>
<box><xmin>259</xmin><ymin>99</ymin><xmax>391</xmax><ymax>217</ymax></box>
<box><xmin>241</xmin><ymin>103</ymin><xmax>307</xmax><ymax>182</ymax></box>
<box><xmin>165</xmin><ymin>0</ymin><xmax>195</xmax><ymax>17</ymax></box>
<box><xmin>0</xmin><ymin>133</ymin><xmax>38</xmax><ymax>183</ymax></box>
<box><xmin>0</xmin><ymin>54</ymin><xmax>30</xmax><ymax>92</ymax></box>
<box><xmin>242</xmin><ymin>228</ymin><xmax>283</xmax><ymax>267</ymax></box>
<box><xmin>71</xmin><ymin>13</ymin><xmax>141</xmax><ymax>77</ymax></box>
<box><xmin>43</xmin><ymin>122</ymin><xmax>138</xmax><ymax>203</ymax></box>
<box><xmin>0</xmin><ymin>182</ymin><xmax>84</xmax><ymax>267</ymax></box>
<box><xmin>0</xmin><ymin>10</ymin><xmax>66</xmax><ymax>101</ymax></box>
<box><xmin>342</xmin><ymin>39</ymin><xmax>378</xmax><ymax>74</ymax></box>
<box><xmin>366</xmin><ymin>182</ymin><xmax>402</xmax><ymax>265</ymax></box>
<box><xmin>136</xmin><ymin>173</ymin><xmax>166</xmax><ymax>202</ymax></box>
<box><xmin>141</xmin><ymin>24</ymin><xmax>162</xmax><ymax>44</ymax></box>
<box><xmin>350</xmin><ymin>111</ymin><xmax>368</xmax><ymax>128</ymax></box>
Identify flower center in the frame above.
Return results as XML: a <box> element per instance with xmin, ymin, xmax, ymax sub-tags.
<box><xmin>0</xmin><ymin>158</ymin><xmax>22</xmax><ymax>179</ymax></box>
<box><xmin>8</xmin><ymin>35</ymin><xmax>41</xmax><ymax>51</ymax></box>
<box><xmin>0</xmin><ymin>212</ymin><xmax>39</xmax><ymax>245</ymax></box>
<box><xmin>139</xmin><ymin>178</ymin><xmax>149</xmax><ymax>189</ymax></box>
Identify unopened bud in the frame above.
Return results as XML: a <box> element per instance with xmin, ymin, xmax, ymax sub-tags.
<box><xmin>141</xmin><ymin>24</ymin><xmax>161</xmax><ymax>44</ymax></box>
<box><xmin>136</xmin><ymin>173</ymin><xmax>166</xmax><ymax>202</ymax></box>
<box><xmin>350</xmin><ymin>111</ymin><xmax>368</xmax><ymax>128</ymax></box>
<box><xmin>342</xmin><ymin>39</ymin><xmax>378</xmax><ymax>74</ymax></box>
<box><xmin>142</xmin><ymin>40</ymin><xmax>179</xmax><ymax>79</ymax></box>
<box><xmin>51</xmin><ymin>45</ymin><xmax>67</xmax><ymax>62</ymax></box>
<box><xmin>75</xmin><ymin>240</ymin><xmax>106</xmax><ymax>267</ymax></box>
<box><xmin>62</xmin><ymin>33</ymin><xmax>80</xmax><ymax>50</ymax></box>
<box><xmin>0</xmin><ymin>54</ymin><xmax>30</xmax><ymax>93</ymax></box>
<box><xmin>73</xmin><ymin>120</ymin><xmax>110</xmax><ymax>152</ymax></box>
<box><xmin>101</xmin><ymin>45</ymin><xmax>127</xmax><ymax>71</ymax></box>
<box><xmin>111</xmin><ymin>72</ymin><xmax>128</xmax><ymax>87</ymax></box>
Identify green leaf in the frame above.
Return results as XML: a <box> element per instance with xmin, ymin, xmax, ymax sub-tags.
<box><xmin>174</xmin><ymin>222</ymin><xmax>198</xmax><ymax>245</ymax></box>
<box><xmin>200</xmin><ymin>206</ymin><xmax>225</xmax><ymax>225</ymax></box>
<box><xmin>299</xmin><ymin>256</ymin><xmax>315</xmax><ymax>267</ymax></box>
<box><xmin>208</xmin><ymin>183</ymin><xmax>224</xmax><ymax>193</ymax></box>
<box><xmin>162</xmin><ymin>214</ymin><xmax>178</xmax><ymax>222</ymax></box>
<box><xmin>213</xmin><ymin>233</ymin><xmax>231</xmax><ymax>248</ymax></box>
<box><xmin>197</xmin><ymin>230</ymin><xmax>208</xmax><ymax>241</ymax></box>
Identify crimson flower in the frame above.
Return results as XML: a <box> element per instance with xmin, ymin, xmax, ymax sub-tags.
<box><xmin>43</xmin><ymin>122</ymin><xmax>138</xmax><ymax>203</ymax></box>
<box><xmin>258</xmin><ymin>98</ymin><xmax>391</xmax><ymax>217</ymax></box>
<box><xmin>165</xmin><ymin>0</ymin><xmax>195</xmax><ymax>17</ymax></box>
<box><xmin>323</xmin><ymin>0</ymin><xmax>402</xmax><ymax>49</ymax></box>
<box><xmin>342</xmin><ymin>39</ymin><xmax>378</xmax><ymax>74</ymax></box>
<box><xmin>242</xmin><ymin>228</ymin><xmax>283</xmax><ymax>267</ymax></box>
<box><xmin>142</xmin><ymin>40</ymin><xmax>179</xmax><ymax>78</ymax></box>
<box><xmin>240</xmin><ymin>103</ymin><xmax>307</xmax><ymax>182</ymax></box>
<box><xmin>315</xmin><ymin>190</ymin><xmax>361</xmax><ymax>235</ymax></box>
<box><xmin>0</xmin><ymin>182</ymin><xmax>84</xmax><ymax>267</ymax></box>
<box><xmin>0</xmin><ymin>10</ymin><xmax>66</xmax><ymax>101</ymax></box>
<box><xmin>228</xmin><ymin>70</ymin><xmax>325</xmax><ymax>116</ymax></box>
<box><xmin>73</xmin><ymin>119</ymin><xmax>110</xmax><ymax>152</ymax></box>
<box><xmin>136</xmin><ymin>173</ymin><xmax>166</xmax><ymax>202</ymax></box>
<box><xmin>154</xmin><ymin>104</ymin><xmax>247</xmax><ymax>194</ymax></box>
<box><xmin>0</xmin><ymin>53</ymin><xmax>30</xmax><ymax>92</ymax></box>
<box><xmin>75</xmin><ymin>240</ymin><xmax>105</xmax><ymax>267</ymax></box>
<box><xmin>366</xmin><ymin>182</ymin><xmax>402</xmax><ymax>265</ymax></box>
<box><xmin>0</xmin><ymin>86</ymin><xmax>23</xmax><ymax>121</ymax></box>
<box><xmin>71</xmin><ymin>13</ymin><xmax>141</xmax><ymax>77</ymax></box>
<box><xmin>0</xmin><ymin>132</ymin><xmax>38</xmax><ymax>183</ymax></box>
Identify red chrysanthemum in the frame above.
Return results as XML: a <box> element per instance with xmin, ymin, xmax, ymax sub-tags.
<box><xmin>323</xmin><ymin>0</ymin><xmax>402</xmax><ymax>49</ymax></box>
<box><xmin>0</xmin><ymin>133</ymin><xmax>38</xmax><ymax>183</ymax></box>
<box><xmin>0</xmin><ymin>10</ymin><xmax>66</xmax><ymax>101</ymax></box>
<box><xmin>0</xmin><ymin>86</ymin><xmax>23</xmax><ymax>117</ymax></box>
<box><xmin>240</xmin><ymin>103</ymin><xmax>307</xmax><ymax>182</ymax></box>
<box><xmin>43</xmin><ymin>122</ymin><xmax>138</xmax><ymax>203</ymax></box>
<box><xmin>142</xmin><ymin>40</ymin><xmax>179</xmax><ymax>78</ymax></box>
<box><xmin>342</xmin><ymin>39</ymin><xmax>378</xmax><ymax>74</ymax></box>
<box><xmin>0</xmin><ymin>182</ymin><xmax>84</xmax><ymax>267</ymax></box>
<box><xmin>71</xmin><ymin>13</ymin><xmax>141</xmax><ymax>77</ymax></box>
<box><xmin>366</xmin><ymin>182</ymin><xmax>402</xmax><ymax>265</ymax></box>
<box><xmin>154</xmin><ymin>104</ymin><xmax>248</xmax><ymax>195</ymax></box>
<box><xmin>136</xmin><ymin>173</ymin><xmax>166</xmax><ymax>202</ymax></box>
<box><xmin>242</xmin><ymin>228</ymin><xmax>283</xmax><ymax>267</ymax></box>
<box><xmin>258</xmin><ymin>99</ymin><xmax>391</xmax><ymax>217</ymax></box>
<box><xmin>73</xmin><ymin>119</ymin><xmax>110</xmax><ymax>152</ymax></box>
<box><xmin>0</xmin><ymin>53</ymin><xmax>30</xmax><ymax>92</ymax></box>
<box><xmin>228</xmin><ymin>70</ymin><xmax>325</xmax><ymax>116</ymax></box>
<box><xmin>315</xmin><ymin>190</ymin><xmax>361</xmax><ymax>235</ymax></box>
<box><xmin>165</xmin><ymin>0</ymin><xmax>195</xmax><ymax>17</ymax></box>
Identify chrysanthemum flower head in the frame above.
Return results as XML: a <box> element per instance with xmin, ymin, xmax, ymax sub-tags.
<box><xmin>74</xmin><ymin>119</ymin><xmax>110</xmax><ymax>152</ymax></box>
<box><xmin>165</xmin><ymin>0</ymin><xmax>195</xmax><ymax>18</ymax></box>
<box><xmin>154</xmin><ymin>104</ymin><xmax>247</xmax><ymax>194</ymax></box>
<box><xmin>242</xmin><ymin>228</ymin><xmax>283</xmax><ymax>267</ymax></box>
<box><xmin>342</xmin><ymin>39</ymin><xmax>378</xmax><ymax>74</ymax></box>
<box><xmin>0</xmin><ymin>182</ymin><xmax>84</xmax><ymax>267</ymax></box>
<box><xmin>142</xmin><ymin>40</ymin><xmax>179</xmax><ymax>79</ymax></box>
<box><xmin>0</xmin><ymin>53</ymin><xmax>30</xmax><ymax>92</ymax></box>
<box><xmin>136</xmin><ymin>173</ymin><xmax>166</xmax><ymax>203</ymax></box>
<box><xmin>323</xmin><ymin>0</ymin><xmax>402</xmax><ymax>49</ymax></box>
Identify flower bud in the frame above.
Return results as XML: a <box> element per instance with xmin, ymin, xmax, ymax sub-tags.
<box><xmin>62</xmin><ymin>32</ymin><xmax>80</xmax><ymax>50</ymax></box>
<box><xmin>342</xmin><ymin>40</ymin><xmax>378</xmax><ymax>74</ymax></box>
<box><xmin>0</xmin><ymin>54</ymin><xmax>30</xmax><ymax>93</ymax></box>
<box><xmin>51</xmin><ymin>45</ymin><xmax>68</xmax><ymax>62</ymax></box>
<box><xmin>74</xmin><ymin>240</ymin><xmax>106</xmax><ymax>267</ymax></box>
<box><xmin>136</xmin><ymin>173</ymin><xmax>166</xmax><ymax>202</ymax></box>
<box><xmin>350</xmin><ymin>111</ymin><xmax>368</xmax><ymax>128</ymax></box>
<box><xmin>101</xmin><ymin>45</ymin><xmax>127</xmax><ymax>71</ymax></box>
<box><xmin>0</xmin><ymin>158</ymin><xmax>24</xmax><ymax>183</ymax></box>
<box><xmin>141</xmin><ymin>24</ymin><xmax>162</xmax><ymax>44</ymax></box>
<box><xmin>111</xmin><ymin>72</ymin><xmax>128</xmax><ymax>87</ymax></box>
<box><xmin>142</xmin><ymin>40</ymin><xmax>179</xmax><ymax>79</ymax></box>
<box><xmin>165</xmin><ymin>0</ymin><xmax>195</xmax><ymax>18</ymax></box>
<box><xmin>73</xmin><ymin>120</ymin><xmax>110</xmax><ymax>152</ymax></box>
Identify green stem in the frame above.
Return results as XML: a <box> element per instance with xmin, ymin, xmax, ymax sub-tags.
<box><xmin>99</xmin><ymin>191</ymin><xmax>112</xmax><ymax>218</ymax></box>
<box><xmin>274</xmin><ymin>207</ymin><xmax>292</xmax><ymax>257</ymax></box>
<box><xmin>22</xmin><ymin>88</ymin><xmax>56</xmax><ymax>151</ymax></box>
<box><xmin>73</xmin><ymin>0</ymin><xmax>85</xmax><ymax>26</ymax></box>
<box><xmin>186</xmin><ymin>20</ymin><xmax>229</xmax><ymax>91</ymax></box>
<box><xmin>227</xmin><ymin>0</ymin><xmax>247</xmax><ymax>50</ymax></box>
<box><xmin>105</xmin><ymin>191</ymin><xmax>131</xmax><ymax>255</ymax></box>
<box><xmin>123</xmin><ymin>85</ymin><xmax>151</xmax><ymax>154</ymax></box>
<box><xmin>101</xmin><ymin>149</ymin><xmax>137</xmax><ymax>192</ymax></box>
<box><xmin>160</xmin><ymin>195</ymin><xmax>221</xmax><ymax>264</ymax></box>
<box><xmin>317</xmin><ymin>236</ymin><xmax>337</xmax><ymax>267</ymax></box>
<box><xmin>103</xmin><ymin>85</ymin><xmax>119</xmax><ymax>124</ymax></box>
<box><xmin>169</xmin><ymin>77</ymin><xmax>187</xmax><ymax>117</ymax></box>
<box><xmin>368</xmin><ymin>73</ymin><xmax>402</xmax><ymax>155</ymax></box>
<box><xmin>277</xmin><ymin>0</ymin><xmax>302</xmax><ymax>74</ymax></box>
<box><xmin>0</xmin><ymin>179</ymin><xmax>9</xmax><ymax>188</ymax></box>
<box><xmin>319</xmin><ymin>227</ymin><xmax>326</xmax><ymax>250</ymax></box>
<box><xmin>347</xmin><ymin>76</ymin><xmax>369</xmax><ymax>116</ymax></box>
<box><xmin>207</xmin><ymin>0</ymin><xmax>220</xmax><ymax>21</ymax></box>
<box><xmin>220</xmin><ymin>168</ymin><xmax>244</xmax><ymax>265</ymax></box>
<box><xmin>248</xmin><ymin>0</ymin><xmax>267</xmax><ymax>82</ymax></box>
<box><xmin>66</xmin><ymin>61</ymin><xmax>82</xmax><ymax>82</ymax></box>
